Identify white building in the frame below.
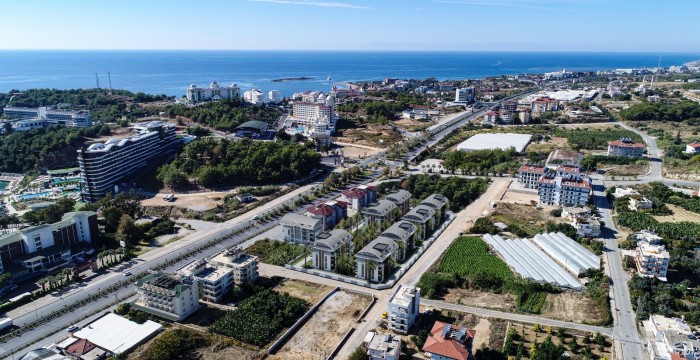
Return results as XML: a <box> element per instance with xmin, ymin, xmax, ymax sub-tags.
<box><xmin>78</xmin><ymin>121</ymin><xmax>177</xmax><ymax>202</ymax></box>
<box><xmin>538</xmin><ymin>172</ymin><xmax>591</xmax><ymax>207</ymax></box>
<box><xmin>3</xmin><ymin>106</ymin><xmax>92</xmax><ymax>130</ymax></box>
<box><xmin>366</xmin><ymin>332</ymin><xmax>401</xmax><ymax>360</ymax></box>
<box><xmin>355</xmin><ymin>237</ymin><xmax>398</xmax><ymax>283</ymax></box>
<box><xmin>636</xmin><ymin>242</ymin><xmax>670</xmax><ymax>281</ymax></box>
<box><xmin>686</xmin><ymin>142</ymin><xmax>700</xmax><ymax>154</ymax></box>
<box><xmin>517</xmin><ymin>164</ymin><xmax>546</xmax><ymax>189</ymax></box>
<box><xmin>456</xmin><ymin>133</ymin><xmax>532</xmax><ymax>153</ymax></box>
<box><xmin>387</xmin><ymin>285</ymin><xmax>420</xmax><ymax>334</ymax></box>
<box><xmin>186</xmin><ymin>81</ymin><xmax>240</xmax><ymax>102</ymax></box>
<box><xmin>243</xmin><ymin>89</ymin><xmax>265</xmax><ymax>105</ymax></box>
<box><xmin>268</xmin><ymin>90</ymin><xmax>281</xmax><ymax>103</ymax></box>
<box><xmin>645</xmin><ymin>314</ymin><xmax>700</xmax><ymax>360</ymax></box>
<box><xmin>280</xmin><ymin>213</ymin><xmax>324</xmax><ymax>244</ymax></box>
<box><xmin>607</xmin><ymin>138</ymin><xmax>645</xmax><ymax>157</ymax></box>
<box><xmin>286</xmin><ymin>93</ymin><xmax>337</xmax><ymax>139</ymax></box>
<box><xmin>62</xmin><ymin>313</ymin><xmax>162</xmax><ymax>357</ymax></box>
<box><xmin>210</xmin><ymin>247</ymin><xmax>259</xmax><ymax>285</ymax></box>
<box><xmin>178</xmin><ymin>259</ymin><xmax>233</xmax><ymax>303</ymax></box>
<box><xmin>134</xmin><ymin>272</ymin><xmax>200</xmax><ymax>321</ymax></box>
<box><xmin>572</xmin><ymin>216</ymin><xmax>601</xmax><ymax>238</ymax></box>
<box><xmin>312</xmin><ymin>229</ymin><xmax>353</xmax><ymax>272</ymax></box>
<box><xmin>613</xmin><ymin>187</ymin><xmax>641</xmax><ymax>199</ymax></box>
<box><xmin>635</xmin><ymin>230</ymin><xmax>663</xmax><ymax>245</ymax></box>
<box><xmin>454</xmin><ymin>87</ymin><xmax>476</xmax><ymax>104</ymax></box>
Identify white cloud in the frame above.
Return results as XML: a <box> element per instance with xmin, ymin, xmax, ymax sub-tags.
<box><xmin>432</xmin><ymin>0</ymin><xmax>569</xmax><ymax>11</ymax></box>
<box><xmin>248</xmin><ymin>0</ymin><xmax>369</xmax><ymax>9</ymax></box>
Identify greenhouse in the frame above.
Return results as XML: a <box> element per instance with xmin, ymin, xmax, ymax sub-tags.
<box><xmin>532</xmin><ymin>232</ymin><xmax>600</xmax><ymax>276</ymax></box>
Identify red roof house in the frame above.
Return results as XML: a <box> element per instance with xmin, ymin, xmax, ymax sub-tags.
<box><xmin>422</xmin><ymin>321</ymin><xmax>476</xmax><ymax>360</ymax></box>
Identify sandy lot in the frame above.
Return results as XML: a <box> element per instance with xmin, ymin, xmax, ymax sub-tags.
<box><xmin>500</xmin><ymin>190</ymin><xmax>539</xmax><ymax>205</ymax></box>
<box><xmin>443</xmin><ymin>288</ymin><xmax>517</xmax><ymax>312</ymax></box>
<box><xmin>274</xmin><ymin>279</ymin><xmax>334</xmax><ymax>304</ymax></box>
<box><xmin>141</xmin><ymin>191</ymin><xmax>233</xmax><ymax>211</ymax></box>
<box><xmin>654</xmin><ymin>204</ymin><xmax>700</xmax><ymax>223</ymax></box>
<box><xmin>471</xmin><ymin>318</ymin><xmax>492</xmax><ymax>350</ymax></box>
<box><xmin>540</xmin><ymin>292</ymin><xmax>607</xmax><ymax>324</ymax></box>
<box><xmin>335</xmin><ymin>142</ymin><xmax>384</xmax><ymax>160</ymax></box>
<box><xmin>269</xmin><ymin>290</ymin><xmax>371</xmax><ymax>360</ymax></box>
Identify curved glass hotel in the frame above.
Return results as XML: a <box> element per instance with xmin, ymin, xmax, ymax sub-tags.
<box><xmin>78</xmin><ymin>122</ymin><xmax>177</xmax><ymax>202</ymax></box>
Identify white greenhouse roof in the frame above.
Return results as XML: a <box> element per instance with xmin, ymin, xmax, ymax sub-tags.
<box><xmin>72</xmin><ymin>313</ymin><xmax>162</xmax><ymax>354</ymax></box>
<box><xmin>456</xmin><ymin>133</ymin><xmax>532</xmax><ymax>152</ymax></box>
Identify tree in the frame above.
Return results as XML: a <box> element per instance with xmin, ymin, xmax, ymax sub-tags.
<box><xmin>365</xmin><ymin>261</ymin><xmax>377</xmax><ymax>284</ymax></box>
<box><xmin>303</xmin><ymin>245</ymin><xmax>311</xmax><ymax>267</ymax></box>
<box><xmin>335</xmin><ymin>253</ymin><xmax>355</xmax><ymax>276</ymax></box>
<box><xmin>116</xmin><ymin>215</ymin><xmax>143</xmax><ymax>246</ymax></box>
<box><xmin>99</xmin><ymin>191</ymin><xmax>142</xmax><ymax>230</ymax></box>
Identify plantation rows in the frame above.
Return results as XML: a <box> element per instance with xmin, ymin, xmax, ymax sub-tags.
<box><xmin>437</xmin><ymin>236</ymin><xmax>514</xmax><ymax>281</ymax></box>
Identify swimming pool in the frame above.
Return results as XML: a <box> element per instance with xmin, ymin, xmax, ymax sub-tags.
<box><xmin>0</xmin><ymin>181</ymin><xmax>8</xmax><ymax>192</ymax></box>
<box><xmin>18</xmin><ymin>192</ymin><xmax>51</xmax><ymax>200</ymax></box>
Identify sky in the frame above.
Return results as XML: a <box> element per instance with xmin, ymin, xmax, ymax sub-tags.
<box><xmin>0</xmin><ymin>0</ymin><xmax>698</xmax><ymax>52</ymax></box>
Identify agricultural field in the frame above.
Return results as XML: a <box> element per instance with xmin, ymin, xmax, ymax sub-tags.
<box><xmin>436</xmin><ymin>236</ymin><xmax>515</xmax><ymax>281</ymax></box>
<box><xmin>653</xmin><ymin>204</ymin><xmax>700</xmax><ymax>224</ymax></box>
<box><xmin>503</xmin><ymin>322</ymin><xmax>613</xmax><ymax>360</ymax></box>
<box><xmin>552</xmin><ymin>127</ymin><xmax>642</xmax><ymax>150</ymax></box>
<box><xmin>128</xmin><ymin>326</ymin><xmax>260</xmax><ymax>360</ymax></box>
<box><xmin>273</xmin><ymin>279</ymin><xmax>333</xmax><ymax>304</ymax></box>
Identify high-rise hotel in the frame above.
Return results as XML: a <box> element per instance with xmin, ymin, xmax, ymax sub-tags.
<box><xmin>78</xmin><ymin>121</ymin><xmax>177</xmax><ymax>202</ymax></box>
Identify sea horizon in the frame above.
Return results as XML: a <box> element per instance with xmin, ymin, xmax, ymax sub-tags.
<box><xmin>1</xmin><ymin>50</ymin><xmax>699</xmax><ymax>98</ymax></box>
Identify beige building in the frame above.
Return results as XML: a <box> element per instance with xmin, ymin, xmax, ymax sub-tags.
<box><xmin>210</xmin><ymin>247</ymin><xmax>259</xmax><ymax>285</ymax></box>
<box><xmin>636</xmin><ymin>242</ymin><xmax>670</xmax><ymax>281</ymax></box>
<box><xmin>134</xmin><ymin>272</ymin><xmax>200</xmax><ymax>321</ymax></box>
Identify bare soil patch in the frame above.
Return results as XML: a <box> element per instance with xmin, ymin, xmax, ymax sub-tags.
<box><xmin>334</xmin><ymin>124</ymin><xmax>402</xmax><ymax>148</ymax></box>
<box><xmin>335</xmin><ymin>142</ymin><xmax>383</xmax><ymax>160</ymax></box>
<box><xmin>273</xmin><ymin>279</ymin><xmax>334</xmax><ymax>304</ymax></box>
<box><xmin>604</xmin><ymin>163</ymin><xmax>649</xmax><ymax>177</ymax></box>
<box><xmin>472</xmin><ymin>318</ymin><xmax>492</xmax><ymax>350</ymax></box>
<box><xmin>443</xmin><ymin>288</ymin><xmax>517</xmax><ymax>312</ymax></box>
<box><xmin>539</xmin><ymin>292</ymin><xmax>607</xmax><ymax>325</ymax></box>
<box><xmin>269</xmin><ymin>290</ymin><xmax>371</xmax><ymax>360</ymax></box>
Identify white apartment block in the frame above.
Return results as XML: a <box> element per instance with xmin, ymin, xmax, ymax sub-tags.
<box><xmin>607</xmin><ymin>138</ymin><xmax>645</xmax><ymax>157</ymax></box>
<box><xmin>636</xmin><ymin>242</ymin><xmax>670</xmax><ymax>281</ymax></box>
<box><xmin>538</xmin><ymin>173</ymin><xmax>591</xmax><ymax>207</ymax></box>
<box><xmin>243</xmin><ymin>89</ymin><xmax>265</xmax><ymax>105</ymax></box>
<box><xmin>517</xmin><ymin>164</ymin><xmax>546</xmax><ymax>189</ymax></box>
<box><xmin>312</xmin><ymin>229</ymin><xmax>353</xmax><ymax>272</ymax></box>
<box><xmin>355</xmin><ymin>237</ymin><xmax>398</xmax><ymax>283</ymax></box>
<box><xmin>78</xmin><ymin>121</ymin><xmax>177</xmax><ymax>202</ymax></box>
<box><xmin>186</xmin><ymin>81</ymin><xmax>240</xmax><ymax>102</ymax></box>
<box><xmin>367</xmin><ymin>332</ymin><xmax>401</xmax><ymax>360</ymax></box>
<box><xmin>572</xmin><ymin>217</ymin><xmax>601</xmax><ymax>238</ymax></box>
<box><xmin>178</xmin><ymin>259</ymin><xmax>233</xmax><ymax>303</ymax></box>
<box><xmin>268</xmin><ymin>90</ymin><xmax>281</xmax><ymax>103</ymax></box>
<box><xmin>134</xmin><ymin>273</ymin><xmax>200</xmax><ymax>321</ymax></box>
<box><xmin>3</xmin><ymin>106</ymin><xmax>91</xmax><ymax>129</ymax></box>
<box><xmin>210</xmin><ymin>247</ymin><xmax>259</xmax><ymax>285</ymax></box>
<box><xmin>280</xmin><ymin>213</ymin><xmax>324</xmax><ymax>244</ymax></box>
<box><xmin>387</xmin><ymin>285</ymin><xmax>420</xmax><ymax>334</ymax></box>
<box><xmin>454</xmin><ymin>87</ymin><xmax>476</xmax><ymax>103</ymax></box>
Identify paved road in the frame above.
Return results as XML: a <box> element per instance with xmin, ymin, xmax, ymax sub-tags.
<box><xmin>591</xmin><ymin>175</ymin><xmax>646</xmax><ymax>360</ymax></box>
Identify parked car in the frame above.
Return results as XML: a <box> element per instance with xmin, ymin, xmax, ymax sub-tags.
<box><xmin>66</xmin><ymin>325</ymin><xmax>79</xmax><ymax>332</ymax></box>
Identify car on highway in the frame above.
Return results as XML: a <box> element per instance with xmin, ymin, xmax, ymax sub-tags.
<box><xmin>66</xmin><ymin>325</ymin><xmax>79</xmax><ymax>332</ymax></box>
<box><xmin>123</xmin><ymin>271</ymin><xmax>132</xmax><ymax>277</ymax></box>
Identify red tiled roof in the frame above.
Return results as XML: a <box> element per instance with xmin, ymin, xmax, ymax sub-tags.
<box><xmin>534</xmin><ymin>97</ymin><xmax>559</xmax><ymax>103</ymax></box>
<box><xmin>562</xmin><ymin>178</ymin><xmax>591</xmax><ymax>189</ymax></box>
<box><xmin>422</xmin><ymin>321</ymin><xmax>473</xmax><ymax>360</ymax></box>
<box><xmin>688</xmin><ymin>142</ymin><xmax>700</xmax><ymax>148</ymax></box>
<box><xmin>307</xmin><ymin>204</ymin><xmax>335</xmax><ymax>216</ymax></box>
<box><xmin>342</xmin><ymin>188</ymin><xmax>366</xmax><ymax>199</ymax></box>
<box><xmin>333</xmin><ymin>200</ymin><xmax>349</xmax><ymax>208</ymax></box>
<box><xmin>485</xmin><ymin>111</ymin><xmax>498</xmax><ymax>116</ymax></box>
<box><xmin>519</xmin><ymin>164</ymin><xmax>546</xmax><ymax>173</ymax></box>
<box><xmin>608</xmin><ymin>140</ymin><xmax>645</xmax><ymax>148</ymax></box>
<box><xmin>556</xmin><ymin>165</ymin><xmax>580</xmax><ymax>173</ymax></box>
<box><xmin>671</xmin><ymin>353</ymin><xmax>687</xmax><ymax>360</ymax></box>
<box><xmin>66</xmin><ymin>338</ymin><xmax>97</xmax><ymax>356</ymax></box>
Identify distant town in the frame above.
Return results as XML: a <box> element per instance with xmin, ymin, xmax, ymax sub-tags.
<box><xmin>1</xmin><ymin>60</ymin><xmax>700</xmax><ymax>360</ymax></box>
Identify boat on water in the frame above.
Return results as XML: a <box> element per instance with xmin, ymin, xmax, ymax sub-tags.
<box><xmin>327</xmin><ymin>75</ymin><xmax>332</xmax><ymax>81</ymax></box>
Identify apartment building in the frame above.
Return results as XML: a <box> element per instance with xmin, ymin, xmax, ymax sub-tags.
<box><xmin>355</xmin><ymin>237</ymin><xmax>398</xmax><ymax>283</ymax></box>
<box><xmin>134</xmin><ymin>272</ymin><xmax>200</xmax><ymax>321</ymax></box>
<box><xmin>312</xmin><ymin>229</ymin><xmax>352</xmax><ymax>272</ymax></box>
<box><xmin>341</xmin><ymin>187</ymin><xmax>368</xmax><ymax>212</ymax></box>
<box><xmin>636</xmin><ymin>242</ymin><xmax>670</xmax><ymax>281</ymax></box>
<box><xmin>280</xmin><ymin>213</ymin><xmax>324</xmax><ymax>244</ymax></box>
<box><xmin>572</xmin><ymin>216</ymin><xmax>601</xmax><ymax>238</ymax></box>
<box><xmin>421</xmin><ymin>194</ymin><xmax>449</xmax><ymax>221</ymax></box>
<box><xmin>306</xmin><ymin>203</ymin><xmax>338</xmax><ymax>231</ymax></box>
<box><xmin>385</xmin><ymin>189</ymin><xmax>412</xmax><ymax>216</ymax></box>
<box><xmin>531</xmin><ymin>97</ymin><xmax>561</xmax><ymax>112</ymax></box>
<box><xmin>403</xmin><ymin>205</ymin><xmax>436</xmax><ymax>240</ymax></box>
<box><xmin>363</xmin><ymin>200</ymin><xmax>398</xmax><ymax>227</ymax></box>
<box><xmin>483</xmin><ymin>111</ymin><xmax>498</xmax><ymax>123</ymax></box>
<box><xmin>243</xmin><ymin>89</ymin><xmax>265</xmax><ymax>105</ymax></box>
<box><xmin>607</xmin><ymin>138</ymin><xmax>645</xmax><ymax>157</ymax></box>
<box><xmin>209</xmin><ymin>247</ymin><xmax>259</xmax><ymax>285</ymax></box>
<box><xmin>358</xmin><ymin>185</ymin><xmax>378</xmax><ymax>203</ymax></box>
<box><xmin>519</xmin><ymin>109</ymin><xmax>532</xmax><ymax>124</ymax></box>
<box><xmin>454</xmin><ymin>87</ymin><xmax>476</xmax><ymax>104</ymax></box>
<box><xmin>286</xmin><ymin>93</ymin><xmax>337</xmax><ymax>139</ymax></box>
<box><xmin>3</xmin><ymin>106</ymin><xmax>91</xmax><ymax>128</ymax></box>
<box><xmin>387</xmin><ymin>285</ymin><xmax>421</xmax><ymax>334</ymax></box>
<box><xmin>177</xmin><ymin>259</ymin><xmax>233</xmax><ymax>303</ymax></box>
<box><xmin>0</xmin><ymin>211</ymin><xmax>97</xmax><ymax>275</ymax></box>
<box><xmin>517</xmin><ymin>164</ymin><xmax>547</xmax><ymax>189</ymax></box>
<box><xmin>381</xmin><ymin>221</ymin><xmax>416</xmax><ymax>261</ymax></box>
<box><xmin>268</xmin><ymin>90</ymin><xmax>281</xmax><ymax>103</ymax></box>
<box><xmin>78</xmin><ymin>121</ymin><xmax>177</xmax><ymax>202</ymax></box>
<box><xmin>186</xmin><ymin>81</ymin><xmax>240</xmax><ymax>102</ymax></box>
<box><xmin>538</xmin><ymin>173</ymin><xmax>591</xmax><ymax>207</ymax></box>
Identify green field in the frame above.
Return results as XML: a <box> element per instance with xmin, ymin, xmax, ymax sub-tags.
<box><xmin>437</xmin><ymin>236</ymin><xmax>514</xmax><ymax>281</ymax></box>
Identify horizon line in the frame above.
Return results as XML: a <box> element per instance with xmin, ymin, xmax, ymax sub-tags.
<box><xmin>0</xmin><ymin>48</ymin><xmax>699</xmax><ymax>54</ymax></box>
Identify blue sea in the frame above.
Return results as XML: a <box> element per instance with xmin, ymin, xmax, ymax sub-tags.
<box><xmin>1</xmin><ymin>51</ymin><xmax>699</xmax><ymax>98</ymax></box>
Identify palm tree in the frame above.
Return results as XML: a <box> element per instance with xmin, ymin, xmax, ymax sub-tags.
<box><xmin>396</xmin><ymin>241</ymin><xmax>407</xmax><ymax>262</ymax></box>
<box><xmin>303</xmin><ymin>245</ymin><xmax>312</xmax><ymax>267</ymax></box>
<box><xmin>97</xmin><ymin>251</ymin><xmax>109</xmax><ymax>269</ymax></box>
<box><xmin>37</xmin><ymin>277</ymin><xmax>49</xmax><ymax>292</ymax></box>
<box><xmin>335</xmin><ymin>253</ymin><xmax>355</xmax><ymax>276</ymax></box>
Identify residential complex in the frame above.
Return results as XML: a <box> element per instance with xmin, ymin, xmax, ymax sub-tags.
<box><xmin>312</xmin><ymin>229</ymin><xmax>352</xmax><ymax>271</ymax></box>
<box><xmin>363</xmin><ymin>200</ymin><xmax>398</xmax><ymax>227</ymax></box>
<box><xmin>355</xmin><ymin>237</ymin><xmax>398</xmax><ymax>283</ymax></box>
<box><xmin>422</xmin><ymin>321</ymin><xmax>475</xmax><ymax>360</ymax></box>
<box><xmin>340</xmin><ymin>185</ymin><xmax>378</xmax><ymax>212</ymax></box>
<box><xmin>636</xmin><ymin>241</ymin><xmax>670</xmax><ymax>281</ymax></box>
<box><xmin>186</xmin><ymin>81</ymin><xmax>240</xmax><ymax>102</ymax></box>
<box><xmin>387</xmin><ymin>285</ymin><xmax>420</xmax><ymax>334</ymax></box>
<box><xmin>210</xmin><ymin>247</ymin><xmax>259</xmax><ymax>285</ymax></box>
<box><xmin>531</xmin><ymin>97</ymin><xmax>560</xmax><ymax>112</ymax></box>
<box><xmin>2</xmin><ymin>106</ymin><xmax>91</xmax><ymax>130</ymax></box>
<box><xmin>644</xmin><ymin>314</ymin><xmax>700</xmax><ymax>360</ymax></box>
<box><xmin>268</xmin><ymin>90</ymin><xmax>281</xmax><ymax>103</ymax></box>
<box><xmin>243</xmin><ymin>89</ymin><xmax>265</xmax><ymax>105</ymax></box>
<box><xmin>607</xmin><ymin>137</ymin><xmax>645</xmax><ymax>157</ymax></box>
<box><xmin>77</xmin><ymin>121</ymin><xmax>177</xmax><ymax>202</ymax></box>
<box><xmin>538</xmin><ymin>171</ymin><xmax>591</xmax><ymax>207</ymax></box>
<box><xmin>285</xmin><ymin>92</ymin><xmax>337</xmax><ymax>140</ymax></box>
<box><xmin>178</xmin><ymin>248</ymin><xmax>258</xmax><ymax>303</ymax></box>
<box><xmin>403</xmin><ymin>205</ymin><xmax>435</xmax><ymax>240</ymax></box>
<box><xmin>306</xmin><ymin>201</ymin><xmax>347</xmax><ymax>230</ymax></box>
<box><xmin>134</xmin><ymin>272</ymin><xmax>200</xmax><ymax>321</ymax></box>
<box><xmin>385</xmin><ymin>189</ymin><xmax>412</xmax><ymax>215</ymax></box>
<box><xmin>0</xmin><ymin>211</ymin><xmax>97</xmax><ymax>277</ymax></box>
<box><xmin>281</xmin><ymin>213</ymin><xmax>324</xmax><ymax>244</ymax></box>
<box><xmin>380</xmin><ymin>221</ymin><xmax>416</xmax><ymax>261</ymax></box>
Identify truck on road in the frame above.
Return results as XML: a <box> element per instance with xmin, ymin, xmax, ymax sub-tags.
<box><xmin>0</xmin><ymin>317</ymin><xmax>13</xmax><ymax>331</ymax></box>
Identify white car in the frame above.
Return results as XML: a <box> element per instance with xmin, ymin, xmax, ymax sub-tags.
<box><xmin>66</xmin><ymin>325</ymin><xmax>79</xmax><ymax>332</ymax></box>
